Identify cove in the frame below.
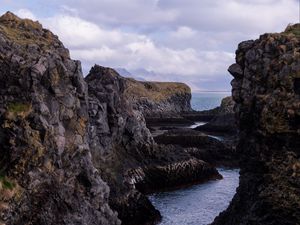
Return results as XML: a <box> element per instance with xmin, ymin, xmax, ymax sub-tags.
<box><xmin>148</xmin><ymin>168</ymin><xmax>239</xmax><ymax>225</ymax></box>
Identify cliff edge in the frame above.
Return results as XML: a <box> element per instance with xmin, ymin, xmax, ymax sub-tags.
<box><xmin>213</xmin><ymin>24</ymin><xmax>300</xmax><ymax>225</ymax></box>
<box><xmin>0</xmin><ymin>12</ymin><xmax>120</xmax><ymax>225</ymax></box>
<box><xmin>124</xmin><ymin>78</ymin><xmax>192</xmax><ymax>119</ymax></box>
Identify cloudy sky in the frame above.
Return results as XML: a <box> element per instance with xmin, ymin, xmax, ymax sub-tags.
<box><xmin>1</xmin><ymin>0</ymin><xmax>299</xmax><ymax>92</ymax></box>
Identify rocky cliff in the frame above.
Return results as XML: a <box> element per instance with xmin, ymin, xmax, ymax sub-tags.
<box><xmin>85</xmin><ymin>65</ymin><xmax>221</xmax><ymax>224</ymax></box>
<box><xmin>0</xmin><ymin>12</ymin><xmax>120</xmax><ymax>225</ymax></box>
<box><xmin>213</xmin><ymin>24</ymin><xmax>300</xmax><ymax>225</ymax></box>
<box><xmin>124</xmin><ymin>78</ymin><xmax>192</xmax><ymax>119</ymax></box>
<box><xmin>0</xmin><ymin>12</ymin><xmax>223</xmax><ymax>225</ymax></box>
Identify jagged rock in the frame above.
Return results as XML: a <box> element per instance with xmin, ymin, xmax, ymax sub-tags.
<box><xmin>213</xmin><ymin>24</ymin><xmax>300</xmax><ymax>225</ymax></box>
<box><xmin>154</xmin><ymin>129</ymin><xmax>238</xmax><ymax>167</ymax></box>
<box><xmin>86</xmin><ymin>65</ymin><xmax>222</xmax><ymax>224</ymax></box>
<box><xmin>85</xmin><ymin>65</ymin><xmax>161</xmax><ymax>225</ymax></box>
<box><xmin>195</xmin><ymin>96</ymin><xmax>237</xmax><ymax>134</ymax></box>
<box><xmin>0</xmin><ymin>12</ymin><xmax>120</xmax><ymax>225</ymax></box>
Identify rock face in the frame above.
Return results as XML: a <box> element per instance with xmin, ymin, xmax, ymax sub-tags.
<box><xmin>154</xmin><ymin>129</ymin><xmax>238</xmax><ymax>167</ymax></box>
<box><xmin>213</xmin><ymin>24</ymin><xmax>300</xmax><ymax>225</ymax></box>
<box><xmin>85</xmin><ymin>65</ymin><xmax>161</xmax><ymax>225</ymax></box>
<box><xmin>124</xmin><ymin>78</ymin><xmax>192</xmax><ymax>120</ymax></box>
<box><xmin>0</xmin><ymin>12</ymin><xmax>120</xmax><ymax>225</ymax></box>
<box><xmin>195</xmin><ymin>96</ymin><xmax>237</xmax><ymax>134</ymax></box>
<box><xmin>85</xmin><ymin>65</ymin><xmax>221</xmax><ymax>224</ymax></box>
<box><xmin>0</xmin><ymin>12</ymin><xmax>222</xmax><ymax>225</ymax></box>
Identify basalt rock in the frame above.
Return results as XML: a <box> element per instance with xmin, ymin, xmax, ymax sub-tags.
<box><xmin>213</xmin><ymin>24</ymin><xmax>300</xmax><ymax>225</ymax></box>
<box><xmin>85</xmin><ymin>65</ymin><xmax>221</xmax><ymax>225</ymax></box>
<box><xmin>86</xmin><ymin>65</ymin><xmax>161</xmax><ymax>225</ymax></box>
<box><xmin>128</xmin><ymin>144</ymin><xmax>222</xmax><ymax>194</ymax></box>
<box><xmin>195</xmin><ymin>96</ymin><xmax>237</xmax><ymax>134</ymax></box>
<box><xmin>154</xmin><ymin>129</ymin><xmax>238</xmax><ymax>167</ymax></box>
<box><xmin>0</xmin><ymin>12</ymin><xmax>120</xmax><ymax>225</ymax></box>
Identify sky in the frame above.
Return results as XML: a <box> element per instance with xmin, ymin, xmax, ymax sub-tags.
<box><xmin>0</xmin><ymin>0</ymin><xmax>299</xmax><ymax>92</ymax></box>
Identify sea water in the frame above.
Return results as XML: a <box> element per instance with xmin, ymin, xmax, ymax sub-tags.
<box><xmin>191</xmin><ymin>92</ymin><xmax>230</xmax><ymax>111</ymax></box>
<box><xmin>149</xmin><ymin>168</ymin><xmax>239</xmax><ymax>225</ymax></box>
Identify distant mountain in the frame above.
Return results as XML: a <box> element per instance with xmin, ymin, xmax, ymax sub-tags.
<box><xmin>114</xmin><ymin>67</ymin><xmax>146</xmax><ymax>81</ymax></box>
<box><xmin>114</xmin><ymin>68</ymin><xmax>132</xmax><ymax>77</ymax></box>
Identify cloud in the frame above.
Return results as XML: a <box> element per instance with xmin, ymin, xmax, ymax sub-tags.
<box><xmin>1</xmin><ymin>0</ymin><xmax>298</xmax><ymax>91</ymax></box>
<box><xmin>41</xmin><ymin>13</ymin><xmax>234</xmax><ymax>81</ymax></box>
<box><xmin>170</xmin><ymin>26</ymin><xmax>197</xmax><ymax>39</ymax></box>
<box><xmin>16</xmin><ymin>8</ymin><xmax>37</xmax><ymax>20</ymax></box>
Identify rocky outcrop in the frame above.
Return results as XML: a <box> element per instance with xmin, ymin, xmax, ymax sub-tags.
<box><xmin>85</xmin><ymin>65</ymin><xmax>161</xmax><ymax>225</ymax></box>
<box><xmin>0</xmin><ymin>12</ymin><xmax>223</xmax><ymax>225</ymax></box>
<box><xmin>129</xmin><ymin>144</ymin><xmax>222</xmax><ymax>194</ymax></box>
<box><xmin>213</xmin><ymin>24</ymin><xmax>300</xmax><ymax>225</ymax></box>
<box><xmin>0</xmin><ymin>12</ymin><xmax>120</xmax><ymax>225</ymax></box>
<box><xmin>195</xmin><ymin>96</ymin><xmax>237</xmax><ymax>134</ymax></box>
<box><xmin>124</xmin><ymin>78</ymin><xmax>192</xmax><ymax>123</ymax></box>
<box><xmin>181</xmin><ymin>107</ymin><xmax>220</xmax><ymax>122</ymax></box>
<box><xmin>154</xmin><ymin>129</ymin><xmax>238</xmax><ymax>167</ymax></box>
<box><xmin>85</xmin><ymin>65</ymin><xmax>222</xmax><ymax>224</ymax></box>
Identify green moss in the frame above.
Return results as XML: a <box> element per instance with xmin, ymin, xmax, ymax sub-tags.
<box><xmin>7</xmin><ymin>102</ymin><xmax>31</xmax><ymax>113</ymax></box>
<box><xmin>6</xmin><ymin>102</ymin><xmax>32</xmax><ymax>120</ymax></box>
<box><xmin>283</xmin><ymin>24</ymin><xmax>300</xmax><ymax>38</ymax></box>
<box><xmin>0</xmin><ymin>175</ymin><xmax>15</xmax><ymax>190</ymax></box>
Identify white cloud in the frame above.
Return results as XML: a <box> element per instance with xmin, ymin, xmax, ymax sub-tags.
<box><xmin>170</xmin><ymin>26</ymin><xmax>197</xmax><ymax>39</ymax></box>
<box><xmin>15</xmin><ymin>8</ymin><xmax>37</xmax><ymax>20</ymax></box>
<box><xmin>41</xmin><ymin>13</ymin><xmax>234</xmax><ymax>81</ymax></box>
<box><xmin>3</xmin><ymin>0</ymin><xmax>298</xmax><ymax>91</ymax></box>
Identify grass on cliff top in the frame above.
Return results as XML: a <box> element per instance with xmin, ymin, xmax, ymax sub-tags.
<box><xmin>124</xmin><ymin>78</ymin><xmax>191</xmax><ymax>101</ymax></box>
<box><xmin>283</xmin><ymin>24</ymin><xmax>300</xmax><ymax>38</ymax></box>
<box><xmin>0</xmin><ymin>12</ymin><xmax>55</xmax><ymax>47</ymax></box>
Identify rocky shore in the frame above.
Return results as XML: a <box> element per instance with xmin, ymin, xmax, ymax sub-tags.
<box><xmin>3</xmin><ymin>10</ymin><xmax>297</xmax><ymax>225</ymax></box>
<box><xmin>0</xmin><ymin>12</ymin><xmax>225</xmax><ymax>225</ymax></box>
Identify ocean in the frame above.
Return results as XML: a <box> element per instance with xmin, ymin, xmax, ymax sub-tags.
<box><xmin>191</xmin><ymin>92</ymin><xmax>231</xmax><ymax>111</ymax></box>
<box><xmin>149</xmin><ymin>168</ymin><xmax>239</xmax><ymax>225</ymax></box>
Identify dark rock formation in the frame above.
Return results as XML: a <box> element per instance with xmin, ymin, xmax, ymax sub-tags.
<box><xmin>154</xmin><ymin>129</ymin><xmax>238</xmax><ymax>167</ymax></box>
<box><xmin>0</xmin><ymin>12</ymin><xmax>120</xmax><ymax>225</ymax></box>
<box><xmin>85</xmin><ymin>65</ymin><xmax>222</xmax><ymax>224</ymax></box>
<box><xmin>85</xmin><ymin>65</ymin><xmax>161</xmax><ymax>225</ymax></box>
<box><xmin>124</xmin><ymin>77</ymin><xmax>192</xmax><ymax>124</ymax></box>
<box><xmin>195</xmin><ymin>96</ymin><xmax>237</xmax><ymax>134</ymax></box>
<box><xmin>213</xmin><ymin>24</ymin><xmax>300</xmax><ymax>225</ymax></box>
<box><xmin>129</xmin><ymin>144</ymin><xmax>222</xmax><ymax>194</ymax></box>
<box><xmin>0</xmin><ymin>12</ymin><xmax>222</xmax><ymax>225</ymax></box>
<box><xmin>181</xmin><ymin>107</ymin><xmax>220</xmax><ymax>122</ymax></box>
